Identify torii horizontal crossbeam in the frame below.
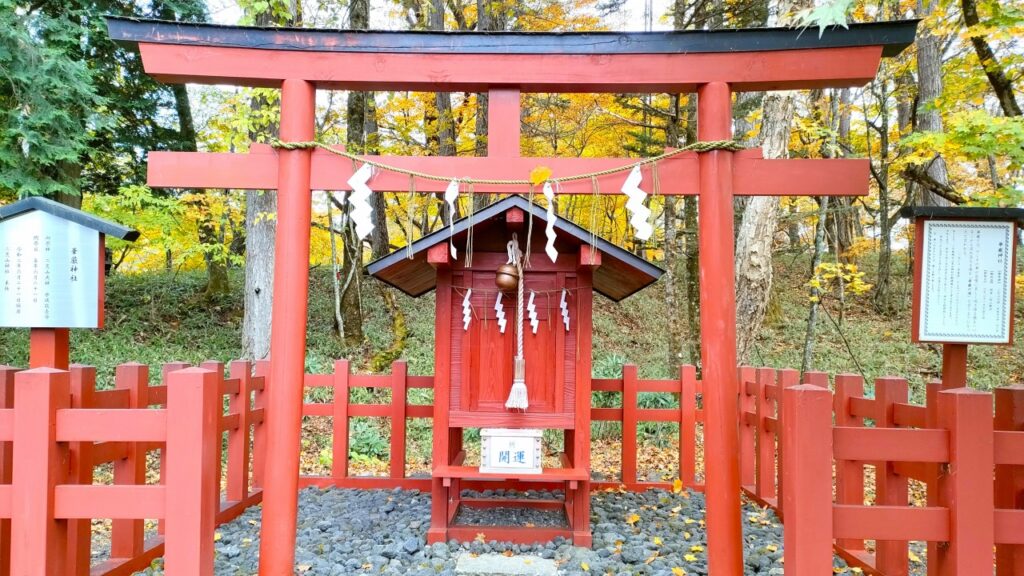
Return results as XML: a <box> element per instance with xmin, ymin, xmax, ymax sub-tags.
<box><xmin>148</xmin><ymin>146</ymin><xmax>870</xmax><ymax>196</ymax></box>
<box><xmin>106</xmin><ymin>17</ymin><xmax>918</xmax><ymax>93</ymax></box>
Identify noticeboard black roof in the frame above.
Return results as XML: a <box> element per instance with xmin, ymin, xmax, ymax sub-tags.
<box><xmin>0</xmin><ymin>197</ymin><xmax>140</xmax><ymax>241</ymax></box>
<box><xmin>900</xmin><ymin>206</ymin><xmax>1024</xmax><ymax>225</ymax></box>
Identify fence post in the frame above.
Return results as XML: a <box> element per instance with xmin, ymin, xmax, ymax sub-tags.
<box><xmin>331</xmin><ymin>360</ymin><xmax>350</xmax><ymax>482</ymax></box>
<box><xmin>935</xmin><ymin>387</ymin><xmax>994</xmax><ymax>575</ymax></box>
<box><xmin>66</xmin><ymin>365</ymin><xmax>95</xmax><ymax>576</ymax></box>
<box><xmin>11</xmin><ymin>368</ymin><xmax>69</xmax><ymax>576</ymax></box>
<box><xmin>158</xmin><ymin>362</ymin><xmax>190</xmax><ymax>537</ymax></box>
<box><xmin>253</xmin><ymin>360</ymin><xmax>270</xmax><ymax>490</ymax></box>
<box><xmin>0</xmin><ymin>366</ymin><xmax>15</xmax><ymax>576</ymax></box>
<box><xmin>782</xmin><ymin>383</ymin><xmax>833</xmax><ymax>576</ymax></box>
<box><xmin>833</xmin><ymin>373</ymin><xmax>865</xmax><ymax>554</ymax></box>
<box><xmin>622</xmin><ymin>364</ymin><xmax>638</xmax><ymax>487</ymax></box>
<box><xmin>774</xmin><ymin>368</ymin><xmax>799</xmax><ymax>521</ymax></box>
<box><xmin>112</xmin><ymin>363</ymin><xmax>149</xmax><ymax>560</ymax></box>
<box><xmin>924</xmin><ymin>380</ymin><xmax>941</xmax><ymax>573</ymax></box>
<box><xmin>200</xmin><ymin>360</ymin><xmax>225</xmax><ymax>506</ymax></box>
<box><xmin>678</xmin><ymin>365</ymin><xmax>697</xmax><ymax>487</ymax></box>
<box><xmin>874</xmin><ymin>377</ymin><xmax>909</xmax><ymax>576</ymax></box>
<box><xmin>227</xmin><ymin>361</ymin><xmax>252</xmax><ymax>504</ymax></box>
<box><xmin>755</xmin><ymin>368</ymin><xmax>776</xmax><ymax>502</ymax></box>
<box><xmin>391</xmin><ymin>361</ymin><xmax>408</xmax><ymax>480</ymax></box>
<box><xmin>995</xmin><ymin>385</ymin><xmax>1024</xmax><ymax>576</ymax></box>
<box><xmin>738</xmin><ymin>366</ymin><xmax>756</xmax><ymax>490</ymax></box>
<box><xmin>164</xmin><ymin>367</ymin><xmax>219</xmax><ymax>576</ymax></box>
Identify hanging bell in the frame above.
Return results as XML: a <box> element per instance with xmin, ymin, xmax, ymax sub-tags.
<box><xmin>495</xmin><ymin>263</ymin><xmax>519</xmax><ymax>293</ymax></box>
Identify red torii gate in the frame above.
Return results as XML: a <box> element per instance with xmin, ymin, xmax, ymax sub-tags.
<box><xmin>108</xmin><ymin>17</ymin><xmax>915</xmax><ymax>575</ymax></box>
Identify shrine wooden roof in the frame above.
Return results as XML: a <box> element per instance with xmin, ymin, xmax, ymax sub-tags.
<box><xmin>367</xmin><ymin>195</ymin><xmax>663</xmax><ymax>302</ymax></box>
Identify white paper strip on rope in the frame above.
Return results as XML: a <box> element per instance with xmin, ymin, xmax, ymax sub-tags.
<box><xmin>621</xmin><ymin>165</ymin><xmax>653</xmax><ymax>241</ymax></box>
<box><xmin>444</xmin><ymin>179</ymin><xmax>460</xmax><ymax>259</ymax></box>
<box><xmin>560</xmin><ymin>289</ymin><xmax>570</xmax><ymax>331</ymax></box>
<box><xmin>462</xmin><ymin>289</ymin><xmax>473</xmax><ymax>331</ymax></box>
<box><xmin>542</xmin><ymin>181</ymin><xmax>558</xmax><ymax>263</ymax></box>
<box><xmin>495</xmin><ymin>293</ymin><xmax>507</xmax><ymax>334</ymax></box>
<box><xmin>527</xmin><ymin>290</ymin><xmax>539</xmax><ymax>334</ymax></box>
<box><xmin>346</xmin><ymin>163</ymin><xmax>376</xmax><ymax>241</ymax></box>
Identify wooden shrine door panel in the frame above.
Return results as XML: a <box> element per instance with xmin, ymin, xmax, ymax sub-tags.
<box><xmin>454</xmin><ymin>269</ymin><xmax>573</xmax><ymax>415</ymax></box>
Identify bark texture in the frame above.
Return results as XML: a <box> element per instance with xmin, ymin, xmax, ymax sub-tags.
<box><xmin>733</xmin><ymin>91</ymin><xmax>794</xmax><ymax>364</ymax></box>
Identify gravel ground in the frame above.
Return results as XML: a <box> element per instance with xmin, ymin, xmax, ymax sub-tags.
<box><xmin>129</xmin><ymin>486</ymin><xmax>915</xmax><ymax>575</ymax></box>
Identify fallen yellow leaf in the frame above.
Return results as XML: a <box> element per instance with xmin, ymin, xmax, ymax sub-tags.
<box><xmin>672</xmin><ymin>478</ymin><xmax>684</xmax><ymax>493</ymax></box>
<box><xmin>672</xmin><ymin>568</ymin><xmax>687</xmax><ymax>576</ymax></box>
<box><xmin>581</xmin><ymin>562</ymin><xmax>590</xmax><ymax>571</ymax></box>
<box><xmin>626</xmin><ymin>513</ymin><xmax>641</xmax><ymax>526</ymax></box>
<box><xmin>653</xmin><ymin>536</ymin><xmax>663</xmax><ymax>546</ymax></box>
<box><xmin>690</xmin><ymin>545</ymin><xmax>704</xmax><ymax>553</ymax></box>
<box><xmin>684</xmin><ymin>554</ymin><xmax>698</xmax><ymax>562</ymax></box>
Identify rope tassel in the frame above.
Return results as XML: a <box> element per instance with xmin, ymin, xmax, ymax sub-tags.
<box><xmin>504</xmin><ymin>235</ymin><xmax>529</xmax><ymax>411</ymax></box>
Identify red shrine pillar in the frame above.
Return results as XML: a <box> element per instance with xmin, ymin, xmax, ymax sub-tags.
<box><xmin>696</xmin><ymin>81</ymin><xmax>744</xmax><ymax>574</ymax></box>
<box><xmin>259</xmin><ymin>78</ymin><xmax>316</xmax><ymax>575</ymax></box>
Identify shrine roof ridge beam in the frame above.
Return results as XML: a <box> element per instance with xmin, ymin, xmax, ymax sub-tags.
<box><xmin>146</xmin><ymin>146</ymin><xmax>871</xmax><ymax>198</ymax></box>
<box><xmin>106</xmin><ymin>18</ymin><xmax>918</xmax><ymax>93</ymax></box>
<box><xmin>105</xmin><ymin>17</ymin><xmax>917</xmax><ymax>58</ymax></box>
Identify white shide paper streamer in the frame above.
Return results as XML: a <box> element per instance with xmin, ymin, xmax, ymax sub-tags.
<box><xmin>560</xmin><ymin>289</ymin><xmax>570</xmax><ymax>331</ymax></box>
<box><xmin>346</xmin><ymin>163</ymin><xmax>376</xmax><ymax>241</ymax></box>
<box><xmin>495</xmin><ymin>292</ymin><xmax>507</xmax><ymax>334</ymax></box>
<box><xmin>621</xmin><ymin>165</ymin><xmax>653</xmax><ymax>241</ymax></box>
<box><xmin>542</xmin><ymin>181</ymin><xmax>558</xmax><ymax>263</ymax></box>
<box><xmin>462</xmin><ymin>289</ymin><xmax>472</xmax><ymax>331</ymax></box>
<box><xmin>527</xmin><ymin>290</ymin><xmax>538</xmax><ymax>334</ymax></box>
<box><xmin>444</xmin><ymin>179</ymin><xmax>459</xmax><ymax>259</ymax></box>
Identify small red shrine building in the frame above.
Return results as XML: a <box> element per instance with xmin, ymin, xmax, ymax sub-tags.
<box><xmin>368</xmin><ymin>195</ymin><xmax>662</xmax><ymax>545</ymax></box>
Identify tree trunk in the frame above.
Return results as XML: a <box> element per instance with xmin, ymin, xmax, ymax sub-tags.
<box><xmin>733</xmin><ymin>91</ymin><xmax>794</xmax><ymax>363</ymax></box>
<box><xmin>914</xmin><ymin>0</ymin><xmax>952</xmax><ymax>206</ymax></box>
<box><xmin>241</xmin><ymin>6</ymin><xmax>300</xmax><ymax>359</ymax></box>
<box><xmin>170</xmin><ymin>82</ymin><xmax>229</xmax><ymax>297</ymax></box>
<box><xmin>830</xmin><ymin>89</ymin><xmax>857</xmax><ymax>260</ymax></box>
<box><xmin>800</xmin><ymin>196</ymin><xmax>830</xmax><ymax>374</ymax></box>
<box><xmin>960</xmin><ymin>0</ymin><xmax>1022</xmax><ymax>117</ymax></box>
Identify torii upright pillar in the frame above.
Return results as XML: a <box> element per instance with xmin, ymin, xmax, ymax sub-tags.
<box><xmin>696</xmin><ymin>81</ymin><xmax>744</xmax><ymax>574</ymax></box>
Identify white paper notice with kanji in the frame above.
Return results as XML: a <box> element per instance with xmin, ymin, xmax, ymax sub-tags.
<box><xmin>0</xmin><ymin>210</ymin><xmax>100</xmax><ymax>328</ymax></box>
<box><xmin>918</xmin><ymin>220</ymin><xmax>1015</xmax><ymax>344</ymax></box>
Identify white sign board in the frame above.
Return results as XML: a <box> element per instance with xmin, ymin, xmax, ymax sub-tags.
<box><xmin>0</xmin><ymin>210</ymin><xmax>100</xmax><ymax>328</ymax></box>
<box><xmin>918</xmin><ymin>220</ymin><xmax>1015</xmax><ymax>344</ymax></box>
<box><xmin>480</xmin><ymin>428</ymin><xmax>542</xmax><ymax>474</ymax></box>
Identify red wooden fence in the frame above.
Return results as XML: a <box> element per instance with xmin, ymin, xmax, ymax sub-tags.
<box><xmin>773</xmin><ymin>378</ymin><xmax>1024</xmax><ymax>576</ymax></box>
<box><xmin>296</xmin><ymin>361</ymin><xmax>708</xmax><ymax>493</ymax></box>
<box><xmin>0</xmin><ymin>361</ymin><xmax>266</xmax><ymax>576</ymax></box>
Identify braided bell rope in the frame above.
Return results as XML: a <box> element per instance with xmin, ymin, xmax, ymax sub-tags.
<box><xmin>270</xmin><ymin>138</ymin><xmax>743</xmax><ymax>185</ymax></box>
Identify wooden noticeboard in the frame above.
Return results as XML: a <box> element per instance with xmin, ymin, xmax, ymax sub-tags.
<box><xmin>912</xmin><ymin>219</ymin><xmax>1017</xmax><ymax>345</ymax></box>
<box><xmin>0</xmin><ymin>210</ymin><xmax>105</xmax><ymax>329</ymax></box>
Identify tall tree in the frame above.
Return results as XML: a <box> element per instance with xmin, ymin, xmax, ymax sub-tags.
<box><xmin>241</xmin><ymin>0</ymin><xmax>302</xmax><ymax>360</ymax></box>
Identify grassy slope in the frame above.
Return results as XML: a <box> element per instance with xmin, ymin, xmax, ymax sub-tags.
<box><xmin>1</xmin><ymin>252</ymin><xmax>1020</xmax><ymax>402</ymax></box>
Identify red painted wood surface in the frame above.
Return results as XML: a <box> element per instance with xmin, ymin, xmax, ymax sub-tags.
<box><xmin>695</xmin><ymin>81</ymin><xmax>743</xmax><ymax>575</ymax></box>
<box><xmin>28</xmin><ymin>328</ymin><xmax>70</xmax><ymax>371</ymax></box>
<box><xmin>260</xmin><ymin>78</ymin><xmax>316</xmax><ymax>576</ymax></box>
<box><xmin>137</xmin><ymin>42</ymin><xmax>885</xmax><ymax>91</ymax></box>
<box><xmin>781</xmin><ymin>383</ymin><xmax>833</xmax><ymax>576</ymax></box>
<box><xmin>0</xmin><ymin>367</ymin><xmax>12</xmax><ymax>576</ymax></box>
<box><xmin>148</xmin><ymin>146</ymin><xmax>870</xmax><ymax>197</ymax></box>
<box><xmin>995</xmin><ymin>385</ymin><xmax>1024</xmax><ymax>575</ymax></box>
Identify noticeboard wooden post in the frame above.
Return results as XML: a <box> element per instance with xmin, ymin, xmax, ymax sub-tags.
<box><xmin>0</xmin><ymin>197</ymin><xmax>138</xmax><ymax>369</ymax></box>
<box><xmin>903</xmin><ymin>206</ymin><xmax>1022</xmax><ymax>389</ymax></box>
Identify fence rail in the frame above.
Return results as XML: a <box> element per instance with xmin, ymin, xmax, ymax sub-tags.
<box><xmin>772</xmin><ymin>377</ymin><xmax>1024</xmax><ymax>576</ymax></box>
<box><xmin>297</xmin><ymin>361</ymin><xmax>709</xmax><ymax>493</ymax></box>
<box><xmin>0</xmin><ymin>361</ymin><xmax>266</xmax><ymax>576</ymax></box>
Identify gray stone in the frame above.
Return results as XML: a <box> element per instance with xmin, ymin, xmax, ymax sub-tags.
<box><xmin>454</xmin><ymin>553</ymin><xmax>557</xmax><ymax>576</ymax></box>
